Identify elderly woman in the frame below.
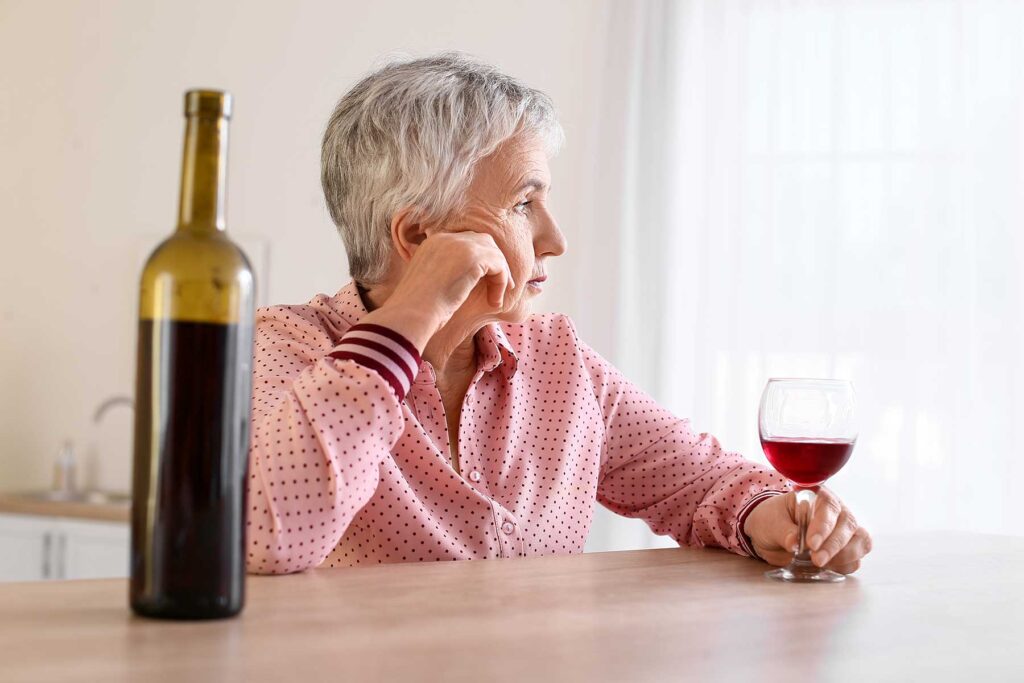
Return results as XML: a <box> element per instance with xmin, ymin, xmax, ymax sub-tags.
<box><xmin>246</xmin><ymin>53</ymin><xmax>871</xmax><ymax>575</ymax></box>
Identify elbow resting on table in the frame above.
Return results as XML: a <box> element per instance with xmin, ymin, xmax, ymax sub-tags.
<box><xmin>246</xmin><ymin>529</ymin><xmax>327</xmax><ymax>576</ymax></box>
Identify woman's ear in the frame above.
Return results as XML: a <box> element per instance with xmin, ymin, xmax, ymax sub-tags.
<box><xmin>390</xmin><ymin>207</ymin><xmax>428</xmax><ymax>263</ymax></box>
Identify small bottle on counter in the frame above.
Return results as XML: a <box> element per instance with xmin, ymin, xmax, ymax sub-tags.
<box><xmin>130</xmin><ymin>90</ymin><xmax>255</xmax><ymax>620</ymax></box>
<box><xmin>52</xmin><ymin>441</ymin><xmax>77</xmax><ymax>497</ymax></box>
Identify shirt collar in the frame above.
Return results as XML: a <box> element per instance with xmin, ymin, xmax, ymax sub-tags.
<box><xmin>475</xmin><ymin>322</ymin><xmax>519</xmax><ymax>382</ymax></box>
<box><xmin>331</xmin><ymin>280</ymin><xmax>373</xmax><ymax>327</ymax></box>
<box><xmin>331</xmin><ymin>281</ymin><xmax>519</xmax><ymax>382</ymax></box>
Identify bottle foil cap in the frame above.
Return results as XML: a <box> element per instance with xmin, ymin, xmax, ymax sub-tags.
<box><xmin>184</xmin><ymin>89</ymin><xmax>233</xmax><ymax>119</ymax></box>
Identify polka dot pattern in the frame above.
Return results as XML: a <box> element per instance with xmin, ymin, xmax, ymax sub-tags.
<box><xmin>245</xmin><ymin>282</ymin><xmax>789</xmax><ymax>574</ymax></box>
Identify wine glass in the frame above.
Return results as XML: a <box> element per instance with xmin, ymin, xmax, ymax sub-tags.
<box><xmin>758</xmin><ymin>378</ymin><xmax>857</xmax><ymax>583</ymax></box>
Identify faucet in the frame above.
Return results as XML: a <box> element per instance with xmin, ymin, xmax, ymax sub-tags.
<box><xmin>78</xmin><ymin>395</ymin><xmax>136</xmax><ymax>499</ymax></box>
<box><xmin>94</xmin><ymin>395</ymin><xmax>134</xmax><ymax>424</ymax></box>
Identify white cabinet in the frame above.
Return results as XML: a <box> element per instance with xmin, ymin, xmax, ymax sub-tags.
<box><xmin>0</xmin><ymin>515</ymin><xmax>53</xmax><ymax>581</ymax></box>
<box><xmin>0</xmin><ymin>513</ymin><xmax>128</xmax><ymax>582</ymax></box>
<box><xmin>59</xmin><ymin>518</ymin><xmax>130</xmax><ymax>579</ymax></box>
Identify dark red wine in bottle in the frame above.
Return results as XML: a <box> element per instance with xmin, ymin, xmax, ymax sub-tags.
<box><xmin>130</xmin><ymin>90</ymin><xmax>254</xmax><ymax>619</ymax></box>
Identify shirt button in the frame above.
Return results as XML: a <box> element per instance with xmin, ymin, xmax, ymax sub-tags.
<box><xmin>501</xmin><ymin>521</ymin><xmax>515</xmax><ymax>535</ymax></box>
<box><xmin>469</xmin><ymin>470</ymin><xmax>482</xmax><ymax>482</ymax></box>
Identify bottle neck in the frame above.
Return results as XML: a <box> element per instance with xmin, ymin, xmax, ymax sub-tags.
<box><xmin>177</xmin><ymin>114</ymin><xmax>229</xmax><ymax>234</ymax></box>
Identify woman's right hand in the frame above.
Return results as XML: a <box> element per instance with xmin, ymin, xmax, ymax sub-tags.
<box><xmin>357</xmin><ymin>232</ymin><xmax>515</xmax><ymax>352</ymax></box>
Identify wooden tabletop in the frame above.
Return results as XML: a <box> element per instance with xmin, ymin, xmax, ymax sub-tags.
<box><xmin>0</xmin><ymin>532</ymin><xmax>1021</xmax><ymax>682</ymax></box>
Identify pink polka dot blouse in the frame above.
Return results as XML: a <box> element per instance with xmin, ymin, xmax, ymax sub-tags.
<box><xmin>246</xmin><ymin>281</ymin><xmax>789</xmax><ymax>574</ymax></box>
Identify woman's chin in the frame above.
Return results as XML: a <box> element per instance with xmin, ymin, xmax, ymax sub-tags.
<box><xmin>498</xmin><ymin>299</ymin><xmax>533</xmax><ymax>324</ymax></box>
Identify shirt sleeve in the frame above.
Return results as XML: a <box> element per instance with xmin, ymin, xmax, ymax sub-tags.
<box><xmin>246</xmin><ymin>306</ymin><xmax>420</xmax><ymax>575</ymax></box>
<box><xmin>565</xmin><ymin>316</ymin><xmax>790</xmax><ymax>556</ymax></box>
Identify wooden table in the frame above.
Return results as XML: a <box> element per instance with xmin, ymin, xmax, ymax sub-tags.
<box><xmin>1</xmin><ymin>532</ymin><xmax>1021</xmax><ymax>682</ymax></box>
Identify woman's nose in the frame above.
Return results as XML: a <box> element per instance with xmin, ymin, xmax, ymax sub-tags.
<box><xmin>536</xmin><ymin>213</ymin><xmax>567</xmax><ymax>257</ymax></box>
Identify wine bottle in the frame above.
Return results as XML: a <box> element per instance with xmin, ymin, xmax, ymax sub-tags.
<box><xmin>130</xmin><ymin>90</ymin><xmax>254</xmax><ymax>619</ymax></box>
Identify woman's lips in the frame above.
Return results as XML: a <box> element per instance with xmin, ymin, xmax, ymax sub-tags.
<box><xmin>527</xmin><ymin>275</ymin><xmax>547</xmax><ymax>290</ymax></box>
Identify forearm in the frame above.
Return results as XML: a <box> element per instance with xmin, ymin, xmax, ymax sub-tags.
<box><xmin>246</xmin><ymin>324</ymin><xmax>420</xmax><ymax>574</ymax></box>
<box><xmin>598</xmin><ymin>422</ymin><xmax>789</xmax><ymax>555</ymax></box>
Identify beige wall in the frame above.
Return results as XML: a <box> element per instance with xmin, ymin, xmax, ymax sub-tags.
<box><xmin>0</xmin><ymin>0</ymin><xmax>609</xmax><ymax>492</ymax></box>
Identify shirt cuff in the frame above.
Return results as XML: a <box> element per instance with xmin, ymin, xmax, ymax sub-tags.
<box><xmin>736</xmin><ymin>489</ymin><xmax>788</xmax><ymax>560</ymax></box>
<box><xmin>329</xmin><ymin>323</ymin><xmax>422</xmax><ymax>401</ymax></box>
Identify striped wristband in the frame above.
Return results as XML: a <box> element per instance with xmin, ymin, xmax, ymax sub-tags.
<box><xmin>330</xmin><ymin>323</ymin><xmax>423</xmax><ymax>400</ymax></box>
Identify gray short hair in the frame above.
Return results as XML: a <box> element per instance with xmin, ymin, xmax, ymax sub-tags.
<box><xmin>321</xmin><ymin>51</ymin><xmax>565</xmax><ymax>284</ymax></box>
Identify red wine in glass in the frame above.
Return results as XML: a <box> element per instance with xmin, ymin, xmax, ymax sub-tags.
<box><xmin>758</xmin><ymin>378</ymin><xmax>857</xmax><ymax>583</ymax></box>
<box><xmin>760</xmin><ymin>437</ymin><xmax>855</xmax><ymax>489</ymax></box>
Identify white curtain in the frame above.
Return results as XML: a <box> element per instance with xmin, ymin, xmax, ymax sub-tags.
<box><xmin>581</xmin><ymin>0</ymin><xmax>1024</xmax><ymax>552</ymax></box>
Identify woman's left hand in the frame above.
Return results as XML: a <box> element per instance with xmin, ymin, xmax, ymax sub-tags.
<box><xmin>742</xmin><ymin>488</ymin><xmax>872</xmax><ymax>574</ymax></box>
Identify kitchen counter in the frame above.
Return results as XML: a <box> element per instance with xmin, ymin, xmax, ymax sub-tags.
<box><xmin>0</xmin><ymin>532</ymin><xmax>1021</xmax><ymax>682</ymax></box>
<box><xmin>0</xmin><ymin>492</ymin><xmax>129</xmax><ymax>523</ymax></box>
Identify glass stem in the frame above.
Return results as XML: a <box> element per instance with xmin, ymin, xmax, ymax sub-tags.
<box><xmin>794</xmin><ymin>488</ymin><xmax>816</xmax><ymax>564</ymax></box>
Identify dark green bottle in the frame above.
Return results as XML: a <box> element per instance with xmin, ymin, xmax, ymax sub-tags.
<box><xmin>130</xmin><ymin>90</ymin><xmax>254</xmax><ymax>619</ymax></box>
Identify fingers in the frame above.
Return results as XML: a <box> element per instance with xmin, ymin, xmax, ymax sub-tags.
<box><xmin>757</xmin><ymin>548</ymin><xmax>796</xmax><ymax>568</ymax></box>
<box><xmin>482</xmin><ymin>260</ymin><xmax>515</xmax><ymax>308</ymax></box>
<box><xmin>775</xmin><ymin>493</ymin><xmax>800</xmax><ymax>553</ymax></box>
<box><xmin>805</xmin><ymin>488</ymin><xmax>843</xmax><ymax>555</ymax></box>
<box><xmin>768</xmin><ymin>492</ymin><xmax>801</xmax><ymax>553</ymax></box>
<box><xmin>804</xmin><ymin>488</ymin><xmax>873</xmax><ymax>573</ymax></box>
<box><xmin>783</xmin><ymin>530</ymin><xmax>799</xmax><ymax>554</ymax></box>
<box><xmin>824</xmin><ymin>527</ymin><xmax>872</xmax><ymax>572</ymax></box>
<box><xmin>480</xmin><ymin>266</ymin><xmax>507</xmax><ymax>307</ymax></box>
<box><xmin>462</xmin><ymin>233</ymin><xmax>514</xmax><ymax>309</ymax></box>
<box><xmin>810</xmin><ymin>509</ymin><xmax>857</xmax><ymax>567</ymax></box>
<box><xmin>830</xmin><ymin>559</ymin><xmax>861</xmax><ymax>575</ymax></box>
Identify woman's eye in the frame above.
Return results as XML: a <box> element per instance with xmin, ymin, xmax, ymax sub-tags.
<box><xmin>514</xmin><ymin>200</ymin><xmax>532</xmax><ymax>214</ymax></box>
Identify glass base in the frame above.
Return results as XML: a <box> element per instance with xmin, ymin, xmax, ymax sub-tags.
<box><xmin>765</xmin><ymin>558</ymin><xmax>846</xmax><ymax>583</ymax></box>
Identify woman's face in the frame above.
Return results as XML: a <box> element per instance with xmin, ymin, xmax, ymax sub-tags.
<box><xmin>432</xmin><ymin>134</ymin><xmax>567</xmax><ymax>322</ymax></box>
